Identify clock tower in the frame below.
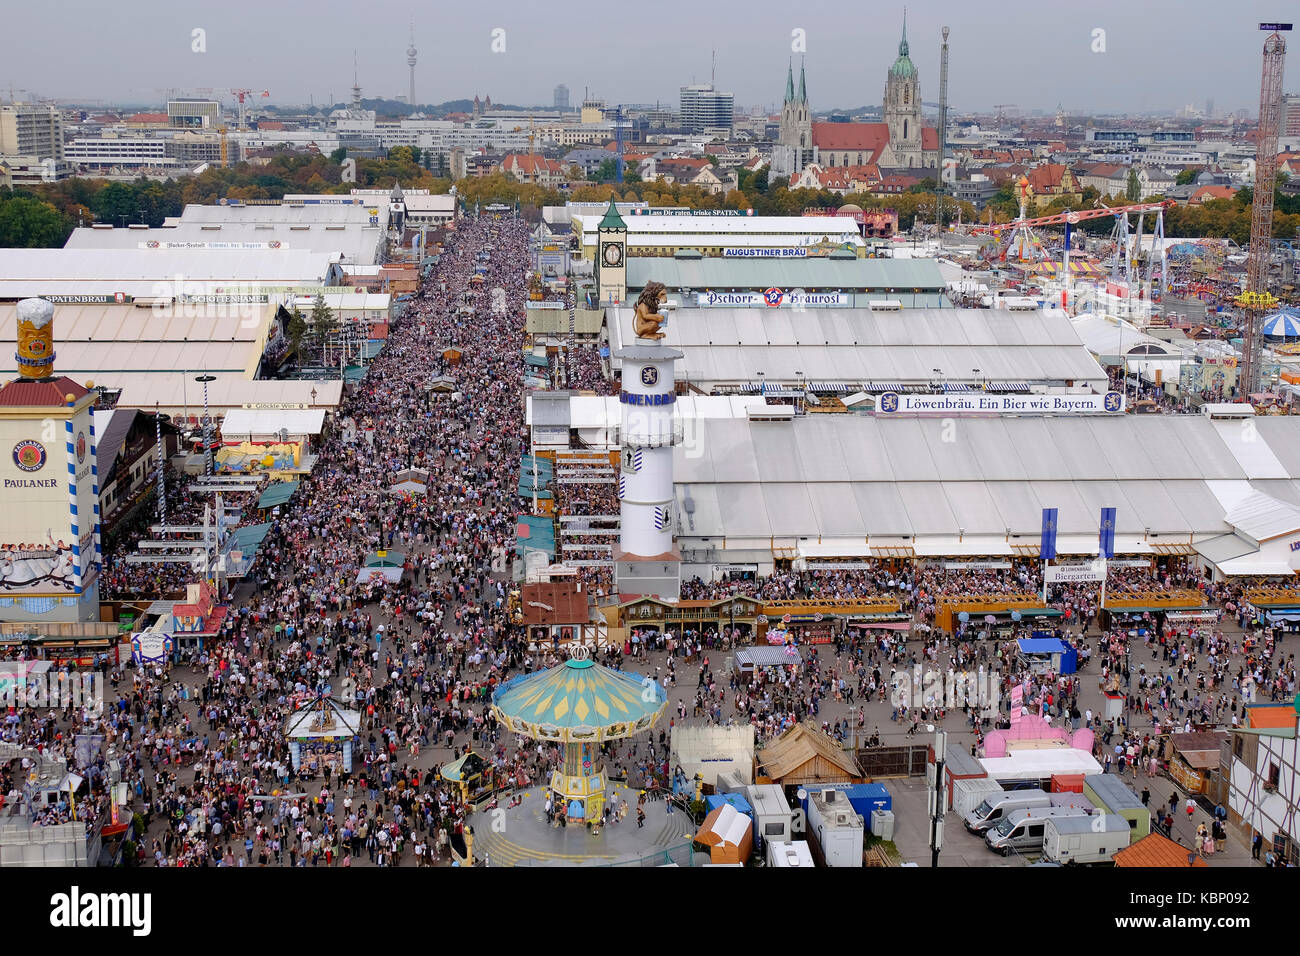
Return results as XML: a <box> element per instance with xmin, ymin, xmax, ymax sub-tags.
<box><xmin>595</xmin><ymin>201</ymin><xmax>627</xmax><ymax>305</ymax></box>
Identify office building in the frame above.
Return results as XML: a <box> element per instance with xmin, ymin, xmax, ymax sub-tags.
<box><xmin>680</xmin><ymin>85</ymin><xmax>734</xmax><ymax>134</ymax></box>
<box><xmin>167</xmin><ymin>99</ymin><xmax>221</xmax><ymax>129</ymax></box>
<box><xmin>0</xmin><ymin>103</ymin><xmax>64</xmax><ymax>162</ymax></box>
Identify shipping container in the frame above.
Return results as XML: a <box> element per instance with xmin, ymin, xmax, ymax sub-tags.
<box><xmin>952</xmin><ymin>778</ymin><xmax>1004</xmax><ymax>820</ymax></box>
<box><xmin>1050</xmin><ymin>773</ymin><xmax>1085</xmax><ymax>793</ymax></box>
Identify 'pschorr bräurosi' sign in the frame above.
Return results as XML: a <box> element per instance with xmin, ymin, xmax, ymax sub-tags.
<box><xmin>876</xmin><ymin>392</ymin><xmax>1125</xmax><ymax>415</ymax></box>
<box><xmin>695</xmin><ymin>290</ymin><xmax>851</xmax><ymax>308</ymax></box>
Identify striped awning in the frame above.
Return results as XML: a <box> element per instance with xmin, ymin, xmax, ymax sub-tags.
<box><xmin>808</xmin><ymin>382</ymin><xmax>855</xmax><ymax>393</ymax></box>
<box><xmin>943</xmin><ymin>383</ymin><xmax>978</xmax><ymax>393</ymax></box>
<box><xmin>986</xmin><ymin>382</ymin><xmax>1032</xmax><ymax>393</ymax></box>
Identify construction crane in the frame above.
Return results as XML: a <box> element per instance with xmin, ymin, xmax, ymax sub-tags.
<box><xmin>1237</xmin><ymin>23</ymin><xmax>1290</xmax><ymax>399</ymax></box>
<box><xmin>218</xmin><ymin>126</ymin><xmax>228</xmax><ymax>168</ymax></box>
<box><xmin>229</xmin><ymin>88</ymin><xmax>270</xmax><ymax>131</ymax></box>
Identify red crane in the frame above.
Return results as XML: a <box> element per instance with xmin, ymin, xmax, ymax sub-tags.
<box><xmin>229</xmin><ymin>88</ymin><xmax>270</xmax><ymax>130</ymax></box>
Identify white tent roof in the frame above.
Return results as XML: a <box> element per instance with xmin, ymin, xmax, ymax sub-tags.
<box><xmin>979</xmin><ymin>749</ymin><xmax>1102</xmax><ymax>781</ymax></box>
<box><xmin>672</xmin><ymin>415</ymin><xmax>1300</xmax><ymax>542</ymax></box>
<box><xmin>112</xmin><ymin>376</ymin><xmax>342</xmax><ymax>414</ymax></box>
<box><xmin>0</xmin><ymin>248</ymin><xmax>334</xmax><ymax>298</ymax></box>
<box><xmin>221</xmin><ymin>407</ymin><xmax>327</xmax><ymax>436</ymax></box>
<box><xmin>609</xmin><ymin>307</ymin><xmax>1107</xmax><ymax>387</ymax></box>
<box><xmin>1224</xmin><ymin>490</ymin><xmax>1300</xmax><ymax>542</ymax></box>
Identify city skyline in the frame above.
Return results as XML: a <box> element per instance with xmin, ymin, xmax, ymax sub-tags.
<box><xmin>2</xmin><ymin>0</ymin><xmax>1291</xmax><ymax>116</ymax></box>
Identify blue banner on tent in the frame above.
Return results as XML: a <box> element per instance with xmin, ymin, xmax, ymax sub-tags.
<box><xmin>1040</xmin><ymin>508</ymin><xmax>1058</xmax><ymax>560</ymax></box>
<box><xmin>1099</xmin><ymin>506</ymin><xmax>1116</xmax><ymax>559</ymax></box>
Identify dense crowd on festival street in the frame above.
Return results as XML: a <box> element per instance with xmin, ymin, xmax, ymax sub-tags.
<box><xmin>2</xmin><ymin>214</ymin><xmax>1296</xmax><ymax>867</ymax></box>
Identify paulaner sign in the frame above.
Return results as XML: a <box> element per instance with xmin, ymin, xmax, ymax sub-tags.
<box><xmin>876</xmin><ymin>392</ymin><xmax>1125</xmax><ymax>415</ymax></box>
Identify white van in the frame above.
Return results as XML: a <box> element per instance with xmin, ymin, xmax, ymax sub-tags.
<box><xmin>964</xmin><ymin>790</ymin><xmax>1051</xmax><ymax>834</ymax></box>
<box><xmin>985</xmin><ymin>807</ymin><xmax>1091</xmax><ymax>856</ymax></box>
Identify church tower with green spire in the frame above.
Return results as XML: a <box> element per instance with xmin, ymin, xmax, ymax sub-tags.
<box><xmin>883</xmin><ymin>12</ymin><xmax>924</xmax><ymax>168</ymax></box>
<box><xmin>778</xmin><ymin>57</ymin><xmax>813</xmax><ymax>174</ymax></box>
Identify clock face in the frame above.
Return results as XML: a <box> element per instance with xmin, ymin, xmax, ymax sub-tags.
<box><xmin>603</xmin><ymin>242</ymin><xmax>623</xmax><ymax>267</ymax></box>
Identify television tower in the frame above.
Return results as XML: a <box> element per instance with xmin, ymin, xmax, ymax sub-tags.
<box><xmin>407</xmin><ymin>21</ymin><xmax>418</xmax><ymax>109</ymax></box>
<box><xmin>1236</xmin><ymin>23</ymin><xmax>1289</xmax><ymax>398</ymax></box>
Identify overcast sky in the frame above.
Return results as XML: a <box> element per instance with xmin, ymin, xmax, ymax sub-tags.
<box><xmin>5</xmin><ymin>0</ymin><xmax>1290</xmax><ymax>115</ymax></box>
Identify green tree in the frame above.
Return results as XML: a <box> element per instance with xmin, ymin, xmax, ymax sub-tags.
<box><xmin>0</xmin><ymin>196</ymin><xmax>72</xmax><ymax>247</ymax></box>
<box><xmin>330</xmin><ymin>146</ymin><xmax>348</xmax><ymax>164</ymax></box>
<box><xmin>286</xmin><ymin>307</ymin><xmax>308</xmax><ymax>357</ymax></box>
<box><xmin>310</xmin><ymin>295</ymin><xmax>338</xmax><ymax>345</ymax></box>
<box><xmin>1125</xmin><ymin>169</ymin><xmax>1141</xmax><ymax>203</ymax></box>
<box><xmin>1175</xmin><ymin>168</ymin><xmax>1199</xmax><ymax>186</ymax></box>
<box><xmin>593</xmin><ymin>158</ymin><xmax>619</xmax><ymax>182</ymax></box>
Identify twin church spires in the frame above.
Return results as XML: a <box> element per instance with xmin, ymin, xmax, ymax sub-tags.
<box><xmin>778</xmin><ymin>17</ymin><xmax>930</xmax><ymax>174</ymax></box>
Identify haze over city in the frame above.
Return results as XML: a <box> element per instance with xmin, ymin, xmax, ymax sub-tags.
<box><xmin>3</xmin><ymin>0</ymin><xmax>1288</xmax><ymax>114</ymax></box>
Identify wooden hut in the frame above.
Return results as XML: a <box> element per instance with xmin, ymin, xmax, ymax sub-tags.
<box><xmin>756</xmin><ymin>722</ymin><xmax>863</xmax><ymax>788</ymax></box>
<box><xmin>1165</xmin><ymin>731</ymin><xmax>1228</xmax><ymax>795</ymax></box>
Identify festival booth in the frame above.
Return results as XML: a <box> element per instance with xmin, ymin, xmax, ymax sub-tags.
<box><xmin>221</xmin><ymin>522</ymin><xmax>272</xmax><ymax>580</ymax></box>
<box><xmin>1100</xmin><ymin>590</ymin><xmax>1207</xmax><ymax>630</ymax></box>
<box><xmin>0</xmin><ymin>623</ymin><xmax>122</xmax><ymax>668</ymax></box>
<box><xmin>256</xmin><ymin>479</ymin><xmax>299</xmax><ymax>517</ymax></box>
<box><xmin>356</xmin><ymin>551</ymin><xmax>406</xmax><ymax>586</ymax></box>
<box><xmin>760</xmin><ymin>599</ymin><xmax>902</xmax><ymax>645</ymax></box>
<box><xmin>389</xmin><ymin>468</ymin><xmax>431</xmax><ymax>497</ymax></box>
<box><xmin>618</xmin><ymin>596</ymin><xmax>763</xmax><ymax>643</ymax></box>
<box><xmin>695</xmin><ymin>802</ymin><xmax>753</xmax><ymax>865</ymax></box>
<box><xmin>130</xmin><ymin>581</ymin><xmax>228</xmax><ymax>664</ymax></box>
<box><xmin>1245</xmin><ymin>588</ymin><xmax>1300</xmax><ymax>631</ymax></box>
<box><xmin>733</xmin><ymin>645</ymin><xmax>803</xmax><ymax>680</ymax></box>
<box><xmin>515</xmin><ymin>516</ymin><xmax>557</xmax><ymax>563</ymax></box>
<box><xmin>520</xmin><ymin>580</ymin><xmax>607</xmax><ymax>648</ymax></box>
<box><xmin>935</xmin><ymin>594</ymin><xmax>1055</xmax><ymax>635</ymax></box>
<box><xmin>1016</xmin><ymin>637</ymin><xmax>1078</xmax><ymax>676</ymax></box>
<box><xmin>285</xmin><ymin>694</ymin><xmax>360</xmax><ymax>777</ymax></box>
<box><xmin>1164</xmin><ymin>731</ymin><xmax>1228</xmax><ymax>795</ymax></box>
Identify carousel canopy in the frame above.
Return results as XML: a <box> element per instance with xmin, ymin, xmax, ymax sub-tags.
<box><xmin>1262</xmin><ymin>310</ymin><xmax>1300</xmax><ymax>339</ymax></box>
<box><xmin>491</xmin><ymin>655</ymin><xmax>666</xmax><ymax>743</ymax></box>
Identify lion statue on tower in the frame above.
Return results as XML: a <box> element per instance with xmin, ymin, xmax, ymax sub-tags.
<box><xmin>633</xmin><ymin>281</ymin><xmax>668</xmax><ymax>340</ymax></box>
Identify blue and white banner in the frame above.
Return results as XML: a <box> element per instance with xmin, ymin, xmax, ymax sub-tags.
<box><xmin>1099</xmin><ymin>507</ymin><xmax>1117</xmax><ymax>559</ymax></box>
<box><xmin>1040</xmin><ymin>508</ymin><xmax>1058</xmax><ymax>561</ymax></box>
